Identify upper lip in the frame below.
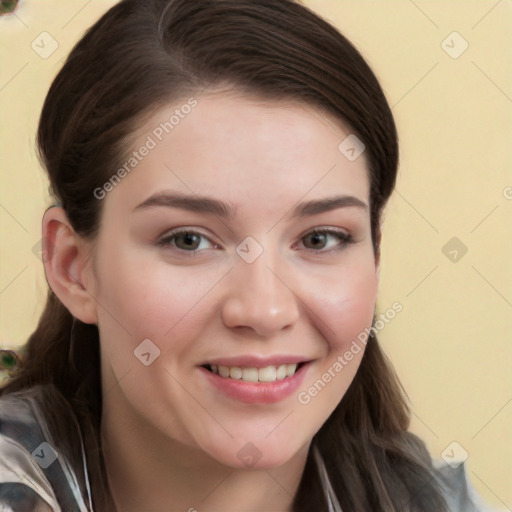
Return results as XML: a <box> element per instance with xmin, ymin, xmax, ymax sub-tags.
<box><xmin>201</xmin><ymin>355</ymin><xmax>312</xmax><ymax>368</ymax></box>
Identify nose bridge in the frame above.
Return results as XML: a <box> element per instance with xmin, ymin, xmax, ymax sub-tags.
<box><xmin>221</xmin><ymin>247</ymin><xmax>299</xmax><ymax>336</ymax></box>
<box><xmin>240</xmin><ymin>251</ymin><xmax>283</xmax><ymax>301</ymax></box>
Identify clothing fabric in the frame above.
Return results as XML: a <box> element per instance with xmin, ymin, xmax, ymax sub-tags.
<box><xmin>0</xmin><ymin>385</ymin><xmax>498</xmax><ymax>511</ymax></box>
<box><xmin>0</xmin><ymin>386</ymin><xmax>92</xmax><ymax>512</ymax></box>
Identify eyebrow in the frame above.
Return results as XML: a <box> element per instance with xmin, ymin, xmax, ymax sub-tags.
<box><xmin>134</xmin><ymin>192</ymin><xmax>238</xmax><ymax>218</ymax></box>
<box><xmin>133</xmin><ymin>192</ymin><xmax>368</xmax><ymax>218</ymax></box>
<box><xmin>293</xmin><ymin>195</ymin><xmax>368</xmax><ymax>216</ymax></box>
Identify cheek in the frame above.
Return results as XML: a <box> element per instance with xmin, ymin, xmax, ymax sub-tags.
<box><xmin>93</xmin><ymin>250</ymin><xmax>223</xmax><ymax>345</ymax></box>
<box><xmin>295</xmin><ymin>260</ymin><xmax>377</xmax><ymax>415</ymax></box>
<box><xmin>307</xmin><ymin>259</ymin><xmax>378</xmax><ymax>351</ymax></box>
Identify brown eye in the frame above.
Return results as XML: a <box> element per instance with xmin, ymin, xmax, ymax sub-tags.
<box><xmin>173</xmin><ymin>232</ymin><xmax>201</xmax><ymax>250</ymax></box>
<box><xmin>303</xmin><ymin>232</ymin><xmax>328</xmax><ymax>250</ymax></box>
<box><xmin>301</xmin><ymin>229</ymin><xmax>352</xmax><ymax>252</ymax></box>
<box><xmin>157</xmin><ymin>229</ymin><xmax>216</xmax><ymax>252</ymax></box>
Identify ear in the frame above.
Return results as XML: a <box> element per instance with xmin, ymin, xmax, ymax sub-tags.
<box><xmin>42</xmin><ymin>206</ymin><xmax>98</xmax><ymax>324</ymax></box>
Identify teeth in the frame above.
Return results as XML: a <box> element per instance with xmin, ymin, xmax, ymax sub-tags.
<box><xmin>286</xmin><ymin>363</ymin><xmax>297</xmax><ymax>377</ymax></box>
<box><xmin>258</xmin><ymin>365</ymin><xmax>276</xmax><ymax>382</ymax></box>
<box><xmin>276</xmin><ymin>364</ymin><xmax>287</xmax><ymax>380</ymax></box>
<box><xmin>211</xmin><ymin>363</ymin><xmax>299</xmax><ymax>382</ymax></box>
<box><xmin>242</xmin><ymin>367</ymin><xmax>259</xmax><ymax>382</ymax></box>
<box><xmin>229</xmin><ymin>367</ymin><xmax>243</xmax><ymax>379</ymax></box>
<box><xmin>218</xmin><ymin>365</ymin><xmax>230</xmax><ymax>378</ymax></box>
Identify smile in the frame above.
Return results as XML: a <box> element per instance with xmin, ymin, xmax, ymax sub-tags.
<box><xmin>203</xmin><ymin>362</ymin><xmax>304</xmax><ymax>383</ymax></box>
<box><xmin>199</xmin><ymin>360</ymin><xmax>311</xmax><ymax>404</ymax></box>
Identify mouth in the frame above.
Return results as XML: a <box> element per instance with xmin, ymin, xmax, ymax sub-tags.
<box><xmin>199</xmin><ymin>359</ymin><xmax>312</xmax><ymax>404</ymax></box>
<box><xmin>201</xmin><ymin>362</ymin><xmax>307</xmax><ymax>383</ymax></box>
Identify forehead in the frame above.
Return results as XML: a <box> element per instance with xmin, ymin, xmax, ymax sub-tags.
<box><xmin>104</xmin><ymin>91</ymin><xmax>370</xmax><ymax>219</ymax></box>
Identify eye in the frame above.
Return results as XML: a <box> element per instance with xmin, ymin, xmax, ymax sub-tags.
<box><xmin>300</xmin><ymin>228</ymin><xmax>353</xmax><ymax>252</ymax></box>
<box><xmin>156</xmin><ymin>228</ymin><xmax>217</xmax><ymax>252</ymax></box>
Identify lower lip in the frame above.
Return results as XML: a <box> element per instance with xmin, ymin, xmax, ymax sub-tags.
<box><xmin>198</xmin><ymin>363</ymin><xmax>311</xmax><ymax>404</ymax></box>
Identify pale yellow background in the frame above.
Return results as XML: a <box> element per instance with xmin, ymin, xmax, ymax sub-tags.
<box><xmin>1</xmin><ymin>0</ymin><xmax>510</xmax><ymax>508</ymax></box>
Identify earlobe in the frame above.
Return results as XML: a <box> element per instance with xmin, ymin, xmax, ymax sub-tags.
<box><xmin>42</xmin><ymin>206</ymin><xmax>98</xmax><ymax>325</ymax></box>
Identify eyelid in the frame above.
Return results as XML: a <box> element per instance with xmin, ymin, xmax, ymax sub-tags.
<box><xmin>296</xmin><ymin>227</ymin><xmax>353</xmax><ymax>251</ymax></box>
<box><xmin>156</xmin><ymin>227</ymin><xmax>219</xmax><ymax>250</ymax></box>
<box><xmin>297</xmin><ymin>226</ymin><xmax>350</xmax><ymax>239</ymax></box>
<box><xmin>305</xmin><ymin>226</ymin><xmax>350</xmax><ymax>236</ymax></box>
<box><xmin>155</xmin><ymin>225</ymin><xmax>354</xmax><ymax>254</ymax></box>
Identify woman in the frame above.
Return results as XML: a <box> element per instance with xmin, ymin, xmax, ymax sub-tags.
<box><xmin>0</xmin><ymin>0</ymin><xmax>493</xmax><ymax>510</ymax></box>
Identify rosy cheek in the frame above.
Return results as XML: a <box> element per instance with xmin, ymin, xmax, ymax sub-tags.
<box><xmin>112</xmin><ymin>264</ymin><xmax>221</xmax><ymax>343</ymax></box>
<box><xmin>309</xmin><ymin>268</ymin><xmax>378</xmax><ymax>351</ymax></box>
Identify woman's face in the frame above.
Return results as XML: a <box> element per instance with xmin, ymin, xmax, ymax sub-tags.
<box><xmin>87</xmin><ymin>90</ymin><xmax>379</xmax><ymax>469</ymax></box>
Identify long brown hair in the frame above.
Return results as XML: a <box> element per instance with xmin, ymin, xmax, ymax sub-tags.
<box><xmin>2</xmin><ymin>1</ymin><xmax>448</xmax><ymax>510</ymax></box>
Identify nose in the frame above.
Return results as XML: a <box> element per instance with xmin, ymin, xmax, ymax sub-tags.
<box><xmin>221</xmin><ymin>253</ymin><xmax>300</xmax><ymax>337</ymax></box>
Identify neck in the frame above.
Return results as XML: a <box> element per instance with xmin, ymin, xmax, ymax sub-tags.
<box><xmin>101</xmin><ymin>390</ymin><xmax>309</xmax><ymax>512</ymax></box>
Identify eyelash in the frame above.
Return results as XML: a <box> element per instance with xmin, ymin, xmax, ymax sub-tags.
<box><xmin>299</xmin><ymin>228</ymin><xmax>354</xmax><ymax>252</ymax></box>
<box><xmin>156</xmin><ymin>227</ymin><xmax>354</xmax><ymax>255</ymax></box>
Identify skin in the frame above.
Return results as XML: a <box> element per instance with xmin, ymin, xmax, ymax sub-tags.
<box><xmin>43</xmin><ymin>89</ymin><xmax>379</xmax><ymax>511</ymax></box>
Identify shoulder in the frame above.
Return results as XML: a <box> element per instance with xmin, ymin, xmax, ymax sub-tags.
<box><xmin>0</xmin><ymin>385</ymin><xmax>92</xmax><ymax>512</ymax></box>
<box><xmin>0</xmin><ymin>386</ymin><xmax>62</xmax><ymax>510</ymax></box>
<box><xmin>432</xmin><ymin>459</ymin><xmax>499</xmax><ymax>512</ymax></box>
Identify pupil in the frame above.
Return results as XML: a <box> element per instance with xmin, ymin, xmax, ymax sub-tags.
<box><xmin>180</xmin><ymin>233</ymin><xmax>199</xmax><ymax>249</ymax></box>
<box><xmin>308</xmin><ymin>233</ymin><xmax>325</xmax><ymax>248</ymax></box>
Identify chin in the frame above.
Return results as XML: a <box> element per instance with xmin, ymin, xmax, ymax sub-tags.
<box><xmin>204</xmin><ymin>437</ymin><xmax>308</xmax><ymax>471</ymax></box>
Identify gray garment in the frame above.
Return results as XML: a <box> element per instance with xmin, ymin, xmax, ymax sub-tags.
<box><xmin>313</xmin><ymin>444</ymin><xmax>497</xmax><ymax>512</ymax></box>
<box><xmin>0</xmin><ymin>387</ymin><xmax>92</xmax><ymax>512</ymax></box>
<box><xmin>0</xmin><ymin>386</ymin><xmax>498</xmax><ymax>512</ymax></box>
